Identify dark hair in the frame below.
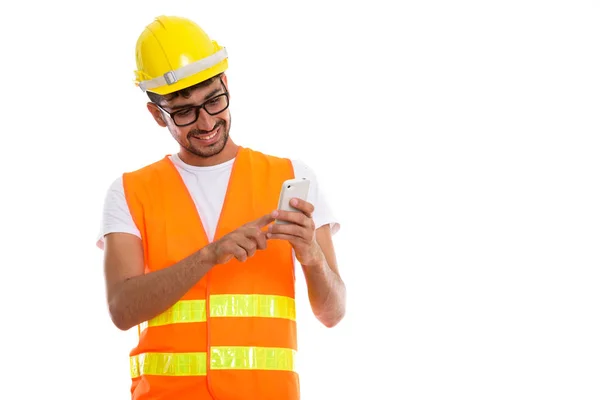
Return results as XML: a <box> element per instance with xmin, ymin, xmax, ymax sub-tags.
<box><xmin>147</xmin><ymin>73</ymin><xmax>224</xmax><ymax>104</ymax></box>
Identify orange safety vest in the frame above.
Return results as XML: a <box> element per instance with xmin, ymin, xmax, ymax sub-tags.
<box><xmin>122</xmin><ymin>147</ymin><xmax>299</xmax><ymax>400</ymax></box>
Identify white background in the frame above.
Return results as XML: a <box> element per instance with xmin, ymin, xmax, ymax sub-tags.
<box><xmin>1</xmin><ymin>1</ymin><xmax>599</xmax><ymax>399</ymax></box>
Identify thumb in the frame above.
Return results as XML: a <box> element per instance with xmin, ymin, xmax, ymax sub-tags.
<box><xmin>246</xmin><ymin>212</ymin><xmax>276</xmax><ymax>228</ymax></box>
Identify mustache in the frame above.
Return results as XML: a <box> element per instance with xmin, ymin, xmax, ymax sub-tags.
<box><xmin>188</xmin><ymin>120</ymin><xmax>225</xmax><ymax>138</ymax></box>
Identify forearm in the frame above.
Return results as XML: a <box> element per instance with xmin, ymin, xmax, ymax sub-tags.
<box><xmin>301</xmin><ymin>254</ymin><xmax>346</xmax><ymax>328</ymax></box>
<box><xmin>109</xmin><ymin>248</ymin><xmax>214</xmax><ymax>331</ymax></box>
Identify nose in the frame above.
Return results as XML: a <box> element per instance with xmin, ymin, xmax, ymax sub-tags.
<box><xmin>194</xmin><ymin>108</ymin><xmax>215</xmax><ymax>130</ymax></box>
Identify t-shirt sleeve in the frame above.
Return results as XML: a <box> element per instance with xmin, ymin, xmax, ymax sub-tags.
<box><xmin>96</xmin><ymin>176</ymin><xmax>142</xmax><ymax>250</ymax></box>
<box><xmin>291</xmin><ymin>159</ymin><xmax>340</xmax><ymax>235</ymax></box>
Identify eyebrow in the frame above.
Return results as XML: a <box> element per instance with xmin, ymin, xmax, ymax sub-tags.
<box><xmin>169</xmin><ymin>88</ymin><xmax>224</xmax><ymax>110</ymax></box>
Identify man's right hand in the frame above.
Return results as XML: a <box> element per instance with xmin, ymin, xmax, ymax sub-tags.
<box><xmin>103</xmin><ymin>213</ymin><xmax>276</xmax><ymax>331</ymax></box>
<box><xmin>204</xmin><ymin>213</ymin><xmax>276</xmax><ymax>265</ymax></box>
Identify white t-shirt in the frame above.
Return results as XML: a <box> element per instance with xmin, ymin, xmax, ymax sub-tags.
<box><xmin>96</xmin><ymin>153</ymin><xmax>340</xmax><ymax>249</ymax></box>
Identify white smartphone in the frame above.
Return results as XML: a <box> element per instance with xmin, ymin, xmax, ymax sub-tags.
<box><xmin>276</xmin><ymin>178</ymin><xmax>311</xmax><ymax>224</ymax></box>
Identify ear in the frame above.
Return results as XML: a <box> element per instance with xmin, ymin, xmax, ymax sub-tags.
<box><xmin>221</xmin><ymin>73</ymin><xmax>229</xmax><ymax>91</ymax></box>
<box><xmin>146</xmin><ymin>102</ymin><xmax>168</xmax><ymax>127</ymax></box>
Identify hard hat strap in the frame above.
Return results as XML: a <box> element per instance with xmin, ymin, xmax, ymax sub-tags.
<box><xmin>138</xmin><ymin>48</ymin><xmax>228</xmax><ymax>92</ymax></box>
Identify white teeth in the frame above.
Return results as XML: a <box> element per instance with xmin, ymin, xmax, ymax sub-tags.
<box><xmin>194</xmin><ymin>130</ymin><xmax>218</xmax><ymax>140</ymax></box>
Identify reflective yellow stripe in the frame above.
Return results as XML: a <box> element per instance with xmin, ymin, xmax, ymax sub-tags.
<box><xmin>210</xmin><ymin>294</ymin><xmax>296</xmax><ymax>320</ymax></box>
<box><xmin>148</xmin><ymin>300</ymin><xmax>207</xmax><ymax>328</ymax></box>
<box><xmin>141</xmin><ymin>295</ymin><xmax>295</xmax><ymax>330</ymax></box>
<box><xmin>131</xmin><ymin>352</ymin><xmax>207</xmax><ymax>378</ymax></box>
<box><xmin>211</xmin><ymin>346</ymin><xmax>296</xmax><ymax>371</ymax></box>
<box><xmin>130</xmin><ymin>347</ymin><xmax>296</xmax><ymax>378</ymax></box>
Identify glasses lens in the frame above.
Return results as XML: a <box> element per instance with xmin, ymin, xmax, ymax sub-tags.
<box><xmin>205</xmin><ymin>94</ymin><xmax>229</xmax><ymax>115</ymax></box>
<box><xmin>172</xmin><ymin>94</ymin><xmax>229</xmax><ymax>126</ymax></box>
<box><xmin>173</xmin><ymin>108</ymin><xmax>198</xmax><ymax>126</ymax></box>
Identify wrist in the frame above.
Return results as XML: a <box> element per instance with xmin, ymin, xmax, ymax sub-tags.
<box><xmin>196</xmin><ymin>245</ymin><xmax>217</xmax><ymax>269</ymax></box>
<box><xmin>300</xmin><ymin>241</ymin><xmax>325</xmax><ymax>269</ymax></box>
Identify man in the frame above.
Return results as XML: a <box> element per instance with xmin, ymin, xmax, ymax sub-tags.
<box><xmin>97</xmin><ymin>15</ymin><xmax>346</xmax><ymax>400</ymax></box>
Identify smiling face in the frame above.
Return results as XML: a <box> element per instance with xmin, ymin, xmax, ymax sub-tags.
<box><xmin>146</xmin><ymin>74</ymin><xmax>237</xmax><ymax>166</ymax></box>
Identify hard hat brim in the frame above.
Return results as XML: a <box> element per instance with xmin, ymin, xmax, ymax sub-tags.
<box><xmin>137</xmin><ymin>48</ymin><xmax>228</xmax><ymax>95</ymax></box>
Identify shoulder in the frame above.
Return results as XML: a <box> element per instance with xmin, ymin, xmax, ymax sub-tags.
<box><xmin>242</xmin><ymin>147</ymin><xmax>321</xmax><ymax>182</ymax></box>
<box><xmin>101</xmin><ymin>175</ymin><xmax>125</xmax><ymax>203</ymax></box>
<box><xmin>244</xmin><ymin>147</ymin><xmax>293</xmax><ymax>166</ymax></box>
<box><xmin>290</xmin><ymin>159</ymin><xmax>321</xmax><ymax>197</ymax></box>
<box><xmin>242</xmin><ymin>147</ymin><xmax>320</xmax><ymax>182</ymax></box>
<box><xmin>106</xmin><ymin>157</ymin><xmax>170</xmax><ymax>214</ymax></box>
<box><xmin>290</xmin><ymin>159</ymin><xmax>318</xmax><ymax>180</ymax></box>
<box><xmin>123</xmin><ymin>156</ymin><xmax>171</xmax><ymax>183</ymax></box>
<box><xmin>245</xmin><ymin>148</ymin><xmax>323</xmax><ymax>173</ymax></box>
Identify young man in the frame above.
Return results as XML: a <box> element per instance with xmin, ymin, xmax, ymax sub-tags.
<box><xmin>97</xmin><ymin>15</ymin><xmax>346</xmax><ymax>400</ymax></box>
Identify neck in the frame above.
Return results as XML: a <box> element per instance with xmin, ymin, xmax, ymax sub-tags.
<box><xmin>178</xmin><ymin>140</ymin><xmax>239</xmax><ymax>167</ymax></box>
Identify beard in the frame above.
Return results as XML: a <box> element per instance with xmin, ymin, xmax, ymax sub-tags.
<box><xmin>181</xmin><ymin>119</ymin><xmax>230</xmax><ymax>158</ymax></box>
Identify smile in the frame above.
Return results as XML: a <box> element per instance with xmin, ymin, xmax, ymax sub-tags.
<box><xmin>192</xmin><ymin>129</ymin><xmax>219</xmax><ymax>141</ymax></box>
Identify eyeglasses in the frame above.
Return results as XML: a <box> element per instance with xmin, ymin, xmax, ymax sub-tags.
<box><xmin>156</xmin><ymin>92</ymin><xmax>230</xmax><ymax>127</ymax></box>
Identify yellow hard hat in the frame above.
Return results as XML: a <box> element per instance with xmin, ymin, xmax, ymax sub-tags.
<box><xmin>134</xmin><ymin>16</ymin><xmax>228</xmax><ymax>95</ymax></box>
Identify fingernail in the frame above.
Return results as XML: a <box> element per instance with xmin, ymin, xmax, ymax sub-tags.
<box><xmin>266</xmin><ymin>233</ymin><xmax>272</xmax><ymax>238</ymax></box>
<box><xmin>291</xmin><ymin>198</ymin><xmax>298</xmax><ymax>206</ymax></box>
<box><xmin>271</xmin><ymin>210</ymin><xmax>278</xmax><ymax>217</ymax></box>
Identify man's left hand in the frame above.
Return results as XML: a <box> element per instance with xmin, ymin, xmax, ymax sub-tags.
<box><xmin>267</xmin><ymin>198</ymin><xmax>323</xmax><ymax>267</ymax></box>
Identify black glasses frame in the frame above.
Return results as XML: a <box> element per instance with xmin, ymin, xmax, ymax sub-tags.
<box><xmin>156</xmin><ymin>92</ymin><xmax>230</xmax><ymax>127</ymax></box>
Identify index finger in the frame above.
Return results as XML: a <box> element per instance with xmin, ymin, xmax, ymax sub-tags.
<box><xmin>245</xmin><ymin>212</ymin><xmax>277</xmax><ymax>228</ymax></box>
